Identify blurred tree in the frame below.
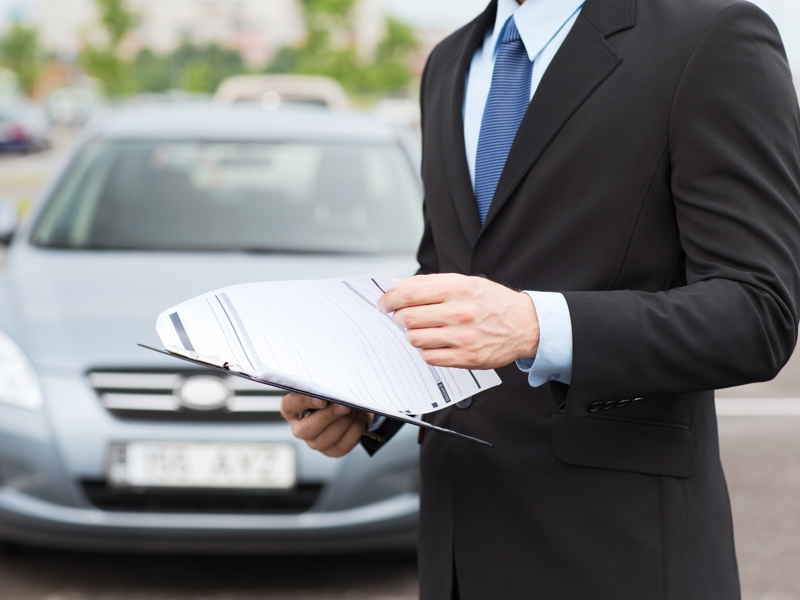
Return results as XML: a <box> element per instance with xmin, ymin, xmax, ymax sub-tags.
<box><xmin>300</xmin><ymin>0</ymin><xmax>357</xmax><ymax>32</ymax></box>
<box><xmin>0</xmin><ymin>22</ymin><xmax>43</xmax><ymax>95</ymax></box>
<box><xmin>80</xmin><ymin>0</ymin><xmax>136</xmax><ymax>96</ymax></box>
<box><xmin>130</xmin><ymin>43</ymin><xmax>246</xmax><ymax>94</ymax></box>
<box><xmin>268</xmin><ymin>0</ymin><xmax>418</xmax><ymax>96</ymax></box>
<box><xmin>289</xmin><ymin>0</ymin><xmax>358</xmax><ymax>85</ymax></box>
<box><xmin>80</xmin><ymin>47</ymin><xmax>129</xmax><ymax>96</ymax></box>
<box><xmin>367</xmin><ymin>17</ymin><xmax>418</xmax><ymax>92</ymax></box>
<box><xmin>267</xmin><ymin>47</ymin><xmax>299</xmax><ymax>74</ymax></box>
<box><xmin>175</xmin><ymin>44</ymin><xmax>245</xmax><ymax>93</ymax></box>
<box><xmin>130</xmin><ymin>48</ymin><xmax>171</xmax><ymax>92</ymax></box>
<box><xmin>97</xmin><ymin>0</ymin><xmax>136</xmax><ymax>46</ymax></box>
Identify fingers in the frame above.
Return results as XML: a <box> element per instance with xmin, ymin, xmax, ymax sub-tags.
<box><xmin>322</xmin><ymin>416</ymin><xmax>369</xmax><ymax>458</ymax></box>
<box><xmin>405</xmin><ymin>325</ymin><xmax>460</xmax><ymax>350</ymax></box>
<box><xmin>281</xmin><ymin>393</ymin><xmax>351</xmax><ymax>439</ymax></box>
<box><xmin>383</xmin><ymin>275</ymin><xmax>540</xmax><ymax>371</ymax></box>
<box><xmin>281</xmin><ymin>394</ymin><xmax>372</xmax><ymax>458</ymax></box>
<box><xmin>419</xmin><ymin>347</ymin><xmax>485</xmax><ymax>369</ymax></box>
<box><xmin>280</xmin><ymin>393</ymin><xmax>327</xmax><ymax>420</ymax></box>
<box><xmin>307</xmin><ymin>411</ymin><xmax>359</xmax><ymax>452</ymax></box>
<box><xmin>392</xmin><ymin>303</ymin><xmax>454</xmax><ymax>329</ymax></box>
<box><xmin>378</xmin><ymin>274</ymin><xmax>466</xmax><ymax>314</ymax></box>
<box><xmin>295</xmin><ymin>403</ymin><xmax>352</xmax><ymax>440</ymax></box>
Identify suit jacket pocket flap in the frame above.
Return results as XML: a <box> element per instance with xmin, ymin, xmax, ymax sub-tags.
<box><xmin>550</xmin><ymin>411</ymin><xmax>695</xmax><ymax>478</ymax></box>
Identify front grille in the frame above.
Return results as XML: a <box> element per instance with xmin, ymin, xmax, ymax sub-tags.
<box><xmin>80</xmin><ymin>480</ymin><xmax>323</xmax><ymax>514</ymax></box>
<box><xmin>88</xmin><ymin>369</ymin><xmax>285</xmax><ymax>422</ymax></box>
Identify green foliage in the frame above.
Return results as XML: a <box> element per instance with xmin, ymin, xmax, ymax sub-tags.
<box><xmin>267</xmin><ymin>47</ymin><xmax>299</xmax><ymax>74</ymax></box>
<box><xmin>0</xmin><ymin>23</ymin><xmax>43</xmax><ymax>95</ymax></box>
<box><xmin>80</xmin><ymin>0</ymin><xmax>415</xmax><ymax>99</ymax></box>
<box><xmin>173</xmin><ymin>43</ymin><xmax>246</xmax><ymax>93</ymax></box>
<box><xmin>130</xmin><ymin>43</ymin><xmax>246</xmax><ymax>94</ymax></box>
<box><xmin>80</xmin><ymin>0</ymin><xmax>136</xmax><ymax>96</ymax></box>
<box><xmin>81</xmin><ymin>46</ymin><xmax>130</xmax><ymax>96</ymax></box>
<box><xmin>83</xmin><ymin>0</ymin><xmax>246</xmax><ymax>97</ymax></box>
<box><xmin>268</xmin><ymin>2</ymin><xmax>418</xmax><ymax>96</ymax></box>
<box><xmin>300</xmin><ymin>0</ymin><xmax>357</xmax><ymax>16</ymax></box>
<box><xmin>376</xmin><ymin>18</ymin><xmax>417</xmax><ymax>65</ymax></box>
<box><xmin>370</xmin><ymin>18</ymin><xmax>418</xmax><ymax>91</ymax></box>
<box><xmin>300</xmin><ymin>0</ymin><xmax>357</xmax><ymax>31</ymax></box>
<box><xmin>96</xmin><ymin>0</ymin><xmax>136</xmax><ymax>46</ymax></box>
<box><xmin>130</xmin><ymin>48</ymin><xmax>171</xmax><ymax>92</ymax></box>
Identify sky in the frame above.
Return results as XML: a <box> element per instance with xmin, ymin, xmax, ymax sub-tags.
<box><xmin>388</xmin><ymin>0</ymin><xmax>800</xmax><ymax>73</ymax></box>
<box><xmin>0</xmin><ymin>0</ymin><xmax>30</xmax><ymax>21</ymax></box>
<box><xmin>386</xmin><ymin>0</ymin><xmax>488</xmax><ymax>28</ymax></box>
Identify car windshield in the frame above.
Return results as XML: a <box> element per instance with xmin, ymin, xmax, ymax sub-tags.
<box><xmin>31</xmin><ymin>139</ymin><xmax>423</xmax><ymax>254</ymax></box>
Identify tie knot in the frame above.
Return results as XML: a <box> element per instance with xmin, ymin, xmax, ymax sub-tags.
<box><xmin>500</xmin><ymin>16</ymin><xmax>521</xmax><ymax>45</ymax></box>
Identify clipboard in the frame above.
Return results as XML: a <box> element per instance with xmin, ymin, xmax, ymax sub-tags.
<box><xmin>139</xmin><ymin>344</ymin><xmax>493</xmax><ymax>448</ymax></box>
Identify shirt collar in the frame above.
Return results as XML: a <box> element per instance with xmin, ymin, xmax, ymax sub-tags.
<box><xmin>491</xmin><ymin>0</ymin><xmax>586</xmax><ymax>62</ymax></box>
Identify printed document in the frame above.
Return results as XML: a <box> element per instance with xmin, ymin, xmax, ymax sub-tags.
<box><xmin>156</xmin><ymin>276</ymin><xmax>501</xmax><ymax>417</ymax></box>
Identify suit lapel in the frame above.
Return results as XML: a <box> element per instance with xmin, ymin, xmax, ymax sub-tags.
<box><xmin>479</xmin><ymin>0</ymin><xmax>636</xmax><ymax>236</ymax></box>
<box><xmin>440</xmin><ymin>1</ymin><xmax>496</xmax><ymax>247</ymax></box>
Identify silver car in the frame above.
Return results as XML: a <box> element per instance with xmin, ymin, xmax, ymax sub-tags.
<box><xmin>0</xmin><ymin>105</ymin><xmax>423</xmax><ymax>552</ymax></box>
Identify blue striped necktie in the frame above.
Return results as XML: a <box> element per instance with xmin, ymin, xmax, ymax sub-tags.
<box><xmin>474</xmin><ymin>16</ymin><xmax>533</xmax><ymax>225</ymax></box>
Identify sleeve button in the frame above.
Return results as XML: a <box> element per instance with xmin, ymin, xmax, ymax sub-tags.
<box><xmin>616</xmin><ymin>398</ymin><xmax>631</xmax><ymax>408</ymax></box>
<box><xmin>630</xmin><ymin>397</ymin><xmax>643</xmax><ymax>405</ymax></box>
<box><xmin>589</xmin><ymin>402</ymin><xmax>603</xmax><ymax>412</ymax></box>
<box><xmin>602</xmin><ymin>400</ymin><xmax>617</xmax><ymax>410</ymax></box>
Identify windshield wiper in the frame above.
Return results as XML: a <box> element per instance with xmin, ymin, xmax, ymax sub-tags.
<box><xmin>237</xmin><ymin>246</ymin><xmax>364</xmax><ymax>256</ymax></box>
<box><xmin>34</xmin><ymin>243</ymin><xmax>373</xmax><ymax>255</ymax></box>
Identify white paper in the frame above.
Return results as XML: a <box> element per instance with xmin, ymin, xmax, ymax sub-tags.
<box><xmin>156</xmin><ymin>276</ymin><xmax>501</xmax><ymax>417</ymax></box>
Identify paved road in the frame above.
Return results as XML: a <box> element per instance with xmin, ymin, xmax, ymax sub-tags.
<box><xmin>721</xmin><ymin>417</ymin><xmax>800</xmax><ymax>600</ymax></box>
<box><xmin>1</xmin><ymin>149</ymin><xmax>799</xmax><ymax>599</ymax></box>
<box><xmin>0</xmin><ymin>547</ymin><xmax>418</xmax><ymax>600</ymax></box>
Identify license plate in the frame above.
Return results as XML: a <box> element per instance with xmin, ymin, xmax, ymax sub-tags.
<box><xmin>107</xmin><ymin>442</ymin><xmax>296</xmax><ymax>489</ymax></box>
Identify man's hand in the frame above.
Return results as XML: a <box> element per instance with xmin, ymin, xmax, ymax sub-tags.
<box><xmin>377</xmin><ymin>273</ymin><xmax>540</xmax><ymax>370</ymax></box>
<box><xmin>280</xmin><ymin>393</ymin><xmax>374</xmax><ymax>458</ymax></box>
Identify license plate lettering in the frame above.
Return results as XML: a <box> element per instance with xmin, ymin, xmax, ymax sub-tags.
<box><xmin>108</xmin><ymin>442</ymin><xmax>296</xmax><ymax>489</ymax></box>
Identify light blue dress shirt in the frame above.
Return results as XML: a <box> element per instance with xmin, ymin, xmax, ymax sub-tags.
<box><xmin>464</xmin><ymin>0</ymin><xmax>582</xmax><ymax>387</ymax></box>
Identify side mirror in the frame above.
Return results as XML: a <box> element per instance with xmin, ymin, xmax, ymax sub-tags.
<box><xmin>0</xmin><ymin>199</ymin><xmax>18</xmax><ymax>246</ymax></box>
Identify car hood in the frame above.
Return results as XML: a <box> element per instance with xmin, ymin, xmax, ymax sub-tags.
<box><xmin>0</xmin><ymin>247</ymin><xmax>419</xmax><ymax>372</ymax></box>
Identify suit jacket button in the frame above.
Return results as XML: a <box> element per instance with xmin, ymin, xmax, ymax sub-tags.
<box><xmin>602</xmin><ymin>400</ymin><xmax>617</xmax><ymax>410</ymax></box>
<box><xmin>616</xmin><ymin>398</ymin><xmax>631</xmax><ymax>408</ymax></box>
<box><xmin>456</xmin><ymin>397</ymin><xmax>473</xmax><ymax>409</ymax></box>
<box><xmin>630</xmin><ymin>397</ymin><xmax>643</xmax><ymax>405</ymax></box>
<box><xmin>589</xmin><ymin>402</ymin><xmax>603</xmax><ymax>412</ymax></box>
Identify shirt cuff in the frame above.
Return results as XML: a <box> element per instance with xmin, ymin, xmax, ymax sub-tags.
<box><xmin>515</xmin><ymin>291</ymin><xmax>573</xmax><ymax>387</ymax></box>
<box><xmin>368</xmin><ymin>415</ymin><xmax>386</xmax><ymax>431</ymax></box>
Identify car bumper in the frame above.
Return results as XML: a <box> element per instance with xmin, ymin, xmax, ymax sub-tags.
<box><xmin>0</xmin><ymin>487</ymin><xmax>418</xmax><ymax>553</ymax></box>
<box><xmin>0</xmin><ymin>374</ymin><xmax>420</xmax><ymax>553</ymax></box>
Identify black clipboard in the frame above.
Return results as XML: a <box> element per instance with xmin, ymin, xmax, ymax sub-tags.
<box><xmin>138</xmin><ymin>344</ymin><xmax>493</xmax><ymax>448</ymax></box>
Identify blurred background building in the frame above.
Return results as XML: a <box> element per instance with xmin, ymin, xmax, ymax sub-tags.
<box><xmin>0</xmin><ymin>0</ymin><xmax>796</xmax><ymax>107</ymax></box>
<box><xmin>0</xmin><ymin>0</ymin><xmax>425</xmax><ymax>101</ymax></box>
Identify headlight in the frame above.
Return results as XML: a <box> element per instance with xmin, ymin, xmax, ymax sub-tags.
<box><xmin>0</xmin><ymin>329</ymin><xmax>43</xmax><ymax>410</ymax></box>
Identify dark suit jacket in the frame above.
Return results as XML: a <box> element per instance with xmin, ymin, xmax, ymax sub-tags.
<box><xmin>365</xmin><ymin>0</ymin><xmax>800</xmax><ymax>598</ymax></box>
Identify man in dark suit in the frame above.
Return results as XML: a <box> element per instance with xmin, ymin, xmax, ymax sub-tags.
<box><xmin>281</xmin><ymin>0</ymin><xmax>800</xmax><ymax>597</ymax></box>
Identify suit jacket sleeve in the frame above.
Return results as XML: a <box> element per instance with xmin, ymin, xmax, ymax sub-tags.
<box><xmin>560</xmin><ymin>4</ymin><xmax>800</xmax><ymax>421</ymax></box>
<box><xmin>360</xmin><ymin>418</ymin><xmax>406</xmax><ymax>456</ymax></box>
